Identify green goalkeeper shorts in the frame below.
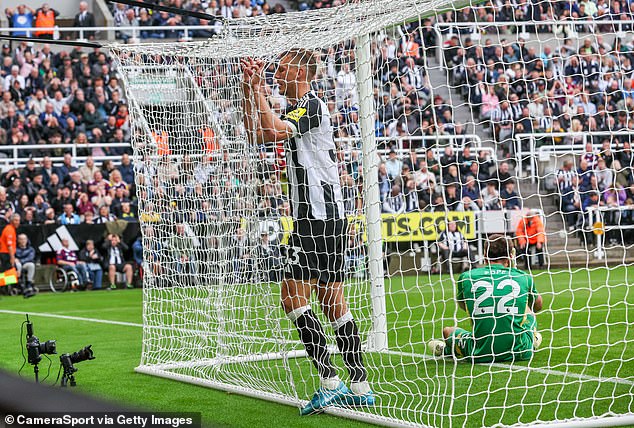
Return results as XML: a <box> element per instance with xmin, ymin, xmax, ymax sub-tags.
<box><xmin>444</xmin><ymin>314</ymin><xmax>537</xmax><ymax>363</ymax></box>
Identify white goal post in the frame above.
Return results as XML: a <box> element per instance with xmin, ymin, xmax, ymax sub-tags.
<box><xmin>110</xmin><ymin>1</ymin><xmax>634</xmax><ymax>426</ymax></box>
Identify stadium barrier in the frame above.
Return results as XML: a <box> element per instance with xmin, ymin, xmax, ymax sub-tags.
<box><xmin>0</xmin><ymin>142</ymin><xmax>131</xmax><ymax>170</ymax></box>
<box><xmin>0</xmin><ymin>25</ymin><xmax>220</xmax><ymax>42</ymax></box>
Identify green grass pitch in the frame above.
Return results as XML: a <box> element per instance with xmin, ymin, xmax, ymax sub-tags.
<box><xmin>0</xmin><ymin>267</ymin><xmax>632</xmax><ymax>427</ymax></box>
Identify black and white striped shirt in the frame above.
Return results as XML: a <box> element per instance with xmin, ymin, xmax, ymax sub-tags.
<box><xmin>404</xmin><ymin>189</ymin><xmax>419</xmax><ymax>212</ymax></box>
<box><xmin>439</xmin><ymin>230</ymin><xmax>465</xmax><ymax>253</ymax></box>
<box><xmin>492</xmin><ymin>107</ymin><xmax>513</xmax><ymax>127</ymax></box>
<box><xmin>557</xmin><ymin>168</ymin><xmax>575</xmax><ymax>191</ymax></box>
<box><xmin>282</xmin><ymin>91</ymin><xmax>344</xmax><ymax>220</ymax></box>
<box><xmin>382</xmin><ymin>193</ymin><xmax>405</xmax><ymax>214</ymax></box>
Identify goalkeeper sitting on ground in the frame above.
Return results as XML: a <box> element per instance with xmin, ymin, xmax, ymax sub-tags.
<box><xmin>428</xmin><ymin>234</ymin><xmax>543</xmax><ymax>363</ymax></box>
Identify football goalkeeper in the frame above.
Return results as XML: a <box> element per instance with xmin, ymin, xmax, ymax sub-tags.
<box><xmin>241</xmin><ymin>50</ymin><xmax>373</xmax><ymax>415</ymax></box>
<box><xmin>428</xmin><ymin>234</ymin><xmax>543</xmax><ymax>362</ymax></box>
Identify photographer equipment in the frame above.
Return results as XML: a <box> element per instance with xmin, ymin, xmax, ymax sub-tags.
<box><xmin>60</xmin><ymin>345</ymin><xmax>95</xmax><ymax>387</ymax></box>
<box><xmin>25</xmin><ymin>315</ymin><xmax>56</xmax><ymax>383</ymax></box>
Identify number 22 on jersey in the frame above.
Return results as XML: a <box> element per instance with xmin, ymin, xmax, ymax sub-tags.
<box><xmin>472</xmin><ymin>279</ymin><xmax>520</xmax><ymax>315</ymax></box>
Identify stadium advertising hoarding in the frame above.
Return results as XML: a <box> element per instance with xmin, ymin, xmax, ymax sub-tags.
<box><xmin>379</xmin><ymin>211</ymin><xmax>476</xmax><ymax>242</ymax></box>
<box><xmin>261</xmin><ymin>211</ymin><xmax>476</xmax><ymax>244</ymax></box>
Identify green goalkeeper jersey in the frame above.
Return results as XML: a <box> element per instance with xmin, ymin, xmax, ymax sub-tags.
<box><xmin>456</xmin><ymin>264</ymin><xmax>539</xmax><ymax>362</ymax></box>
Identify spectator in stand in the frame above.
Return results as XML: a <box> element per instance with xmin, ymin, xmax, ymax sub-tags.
<box><xmin>616</xmin><ymin>141</ymin><xmax>633</xmax><ymax>187</ymax></box>
<box><xmin>78</xmin><ymin>239</ymin><xmax>103</xmax><ymax>290</ymax></box>
<box><xmin>73</xmin><ymin>1</ymin><xmax>96</xmax><ymax>40</ymax></box>
<box><xmin>492</xmin><ymin>162</ymin><xmax>513</xmax><ymax>188</ymax></box>
<box><xmin>382</xmin><ymin>185</ymin><xmax>405</xmax><ymax>214</ymax></box>
<box><xmin>57</xmin><ymin>237</ymin><xmax>90</xmax><ymax>290</ymax></box>
<box><xmin>55</xmin><ymin>153</ymin><xmax>77</xmax><ymax>184</ymax></box>
<box><xmin>557</xmin><ymin>160</ymin><xmax>576</xmax><ymax>193</ymax></box>
<box><xmin>458</xmin><ymin>146</ymin><xmax>477</xmax><ymax>177</ymax></box>
<box><xmin>577</xmin><ymin>159</ymin><xmax>594</xmax><ymax>193</ymax></box>
<box><xmin>58</xmin><ymin>202</ymin><xmax>81</xmax><ymax>225</ymax></box>
<box><xmin>516</xmin><ymin>210</ymin><xmax>546</xmax><ymax>270</ymax></box>
<box><xmin>582</xmin><ymin>190</ymin><xmax>604</xmax><ymax>228</ymax></box>
<box><xmin>439</xmin><ymin>146</ymin><xmax>457</xmax><ymax>178</ymax></box>
<box><xmin>403</xmin><ymin>179</ymin><xmax>421</xmax><ymax>212</ymax></box>
<box><xmin>119</xmin><ymin>153</ymin><xmax>135</xmax><ymax>185</ymax></box>
<box><xmin>34</xmin><ymin>4</ymin><xmax>59</xmax><ymax>40</ymax></box>
<box><xmin>119</xmin><ymin>201</ymin><xmax>137</xmax><ymax>222</ymax></box>
<box><xmin>462</xmin><ymin>175</ymin><xmax>481</xmax><ymax>211</ymax></box>
<box><xmin>95</xmin><ymin>205</ymin><xmax>116</xmax><ymax>223</ymax></box>
<box><xmin>32</xmin><ymin>194</ymin><xmax>48</xmax><ymax>223</ymax></box>
<box><xmin>580</xmin><ymin>142</ymin><xmax>599</xmax><ymax>170</ymax></box>
<box><xmin>444</xmin><ymin>183</ymin><xmax>462</xmax><ymax>211</ymax></box>
<box><xmin>15</xmin><ymin>233</ymin><xmax>36</xmax><ymax>294</ymax></box>
<box><xmin>560</xmin><ymin>176</ymin><xmax>582</xmax><ymax>231</ymax></box>
<box><xmin>117</xmin><ymin>9</ymin><xmax>139</xmax><ymax>43</ymax></box>
<box><xmin>83</xmin><ymin>210</ymin><xmax>95</xmax><ymax>224</ymax></box>
<box><xmin>109</xmin><ymin>169</ymin><xmax>129</xmax><ymax>196</ymax></box>
<box><xmin>434</xmin><ymin>221</ymin><xmax>470</xmax><ymax>274</ymax></box>
<box><xmin>76</xmin><ymin>192</ymin><xmax>95</xmax><ymax>218</ymax></box>
<box><xmin>5</xmin><ymin>5</ymin><xmax>35</xmax><ymax>37</ymax></box>
<box><xmin>102</xmin><ymin>233</ymin><xmax>133</xmax><ymax>290</ymax></box>
<box><xmin>385</xmin><ymin>149</ymin><xmax>402</xmax><ymax>180</ymax></box>
<box><xmin>500</xmin><ymin>180</ymin><xmax>522</xmax><ymax>210</ymax></box>
<box><xmin>43</xmin><ymin>207</ymin><xmax>56</xmax><ymax>224</ymax></box>
<box><xmin>79</xmin><ymin>156</ymin><xmax>99</xmax><ymax>183</ymax></box>
<box><xmin>480</xmin><ymin>85</ymin><xmax>499</xmax><ymax>121</ymax></box>
<box><xmin>595</xmin><ymin>158</ymin><xmax>614</xmax><ymax>193</ymax></box>
<box><xmin>425</xmin><ymin>149</ymin><xmax>441</xmax><ymax>182</ymax></box>
<box><xmin>481</xmin><ymin>181</ymin><xmax>502</xmax><ymax>210</ymax></box>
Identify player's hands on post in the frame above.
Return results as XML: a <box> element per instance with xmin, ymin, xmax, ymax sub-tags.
<box><xmin>240</xmin><ymin>57</ymin><xmax>265</xmax><ymax>92</ymax></box>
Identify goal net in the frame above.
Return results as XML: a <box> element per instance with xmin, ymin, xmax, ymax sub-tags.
<box><xmin>110</xmin><ymin>1</ymin><xmax>634</xmax><ymax>426</ymax></box>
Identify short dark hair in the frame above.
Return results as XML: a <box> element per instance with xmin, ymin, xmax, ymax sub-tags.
<box><xmin>283</xmin><ymin>48</ymin><xmax>319</xmax><ymax>80</ymax></box>
<box><xmin>486</xmin><ymin>234</ymin><xmax>513</xmax><ymax>261</ymax></box>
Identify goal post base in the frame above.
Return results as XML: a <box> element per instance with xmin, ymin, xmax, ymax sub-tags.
<box><xmin>134</xmin><ymin>364</ymin><xmax>423</xmax><ymax>428</ymax></box>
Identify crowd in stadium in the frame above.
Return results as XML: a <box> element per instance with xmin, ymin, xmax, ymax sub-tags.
<box><xmin>0</xmin><ymin>0</ymin><xmax>633</xmax><ymax>292</ymax></box>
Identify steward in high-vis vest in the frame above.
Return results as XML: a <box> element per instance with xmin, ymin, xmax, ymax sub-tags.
<box><xmin>152</xmin><ymin>130</ymin><xmax>170</xmax><ymax>156</ymax></box>
<box><xmin>199</xmin><ymin>127</ymin><xmax>220</xmax><ymax>159</ymax></box>
<box><xmin>34</xmin><ymin>4</ymin><xmax>59</xmax><ymax>39</ymax></box>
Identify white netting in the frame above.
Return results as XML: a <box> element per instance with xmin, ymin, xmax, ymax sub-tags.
<box><xmin>110</xmin><ymin>1</ymin><xmax>634</xmax><ymax>426</ymax></box>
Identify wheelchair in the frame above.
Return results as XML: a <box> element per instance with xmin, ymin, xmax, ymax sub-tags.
<box><xmin>48</xmin><ymin>266</ymin><xmax>80</xmax><ymax>292</ymax></box>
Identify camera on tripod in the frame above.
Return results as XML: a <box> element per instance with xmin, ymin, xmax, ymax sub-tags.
<box><xmin>23</xmin><ymin>315</ymin><xmax>95</xmax><ymax>386</ymax></box>
<box><xmin>25</xmin><ymin>315</ymin><xmax>56</xmax><ymax>382</ymax></box>
<box><xmin>60</xmin><ymin>345</ymin><xmax>95</xmax><ymax>387</ymax></box>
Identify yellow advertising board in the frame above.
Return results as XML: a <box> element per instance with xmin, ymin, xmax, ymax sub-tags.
<box><xmin>272</xmin><ymin>211</ymin><xmax>475</xmax><ymax>244</ymax></box>
<box><xmin>380</xmin><ymin>211</ymin><xmax>476</xmax><ymax>242</ymax></box>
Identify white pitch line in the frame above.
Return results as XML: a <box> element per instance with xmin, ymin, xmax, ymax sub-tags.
<box><xmin>0</xmin><ymin>309</ymin><xmax>143</xmax><ymax>327</ymax></box>
<box><xmin>0</xmin><ymin>309</ymin><xmax>299</xmax><ymax>345</ymax></box>
<box><xmin>2</xmin><ymin>309</ymin><xmax>633</xmax><ymax>388</ymax></box>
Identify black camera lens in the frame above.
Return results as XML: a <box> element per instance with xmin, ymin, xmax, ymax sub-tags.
<box><xmin>38</xmin><ymin>340</ymin><xmax>56</xmax><ymax>355</ymax></box>
<box><xmin>70</xmin><ymin>345</ymin><xmax>94</xmax><ymax>363</ymax></box>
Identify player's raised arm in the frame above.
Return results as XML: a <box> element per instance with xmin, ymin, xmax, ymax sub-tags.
<box><xmin>250</xmin><ymin>60</ymin><xmax>295</xmax><ymax>143</ymax></box>
<box><xmin>241</xmin><ymin>58</ymin><xmax>265</xmax><ymax>145</ymax></box>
